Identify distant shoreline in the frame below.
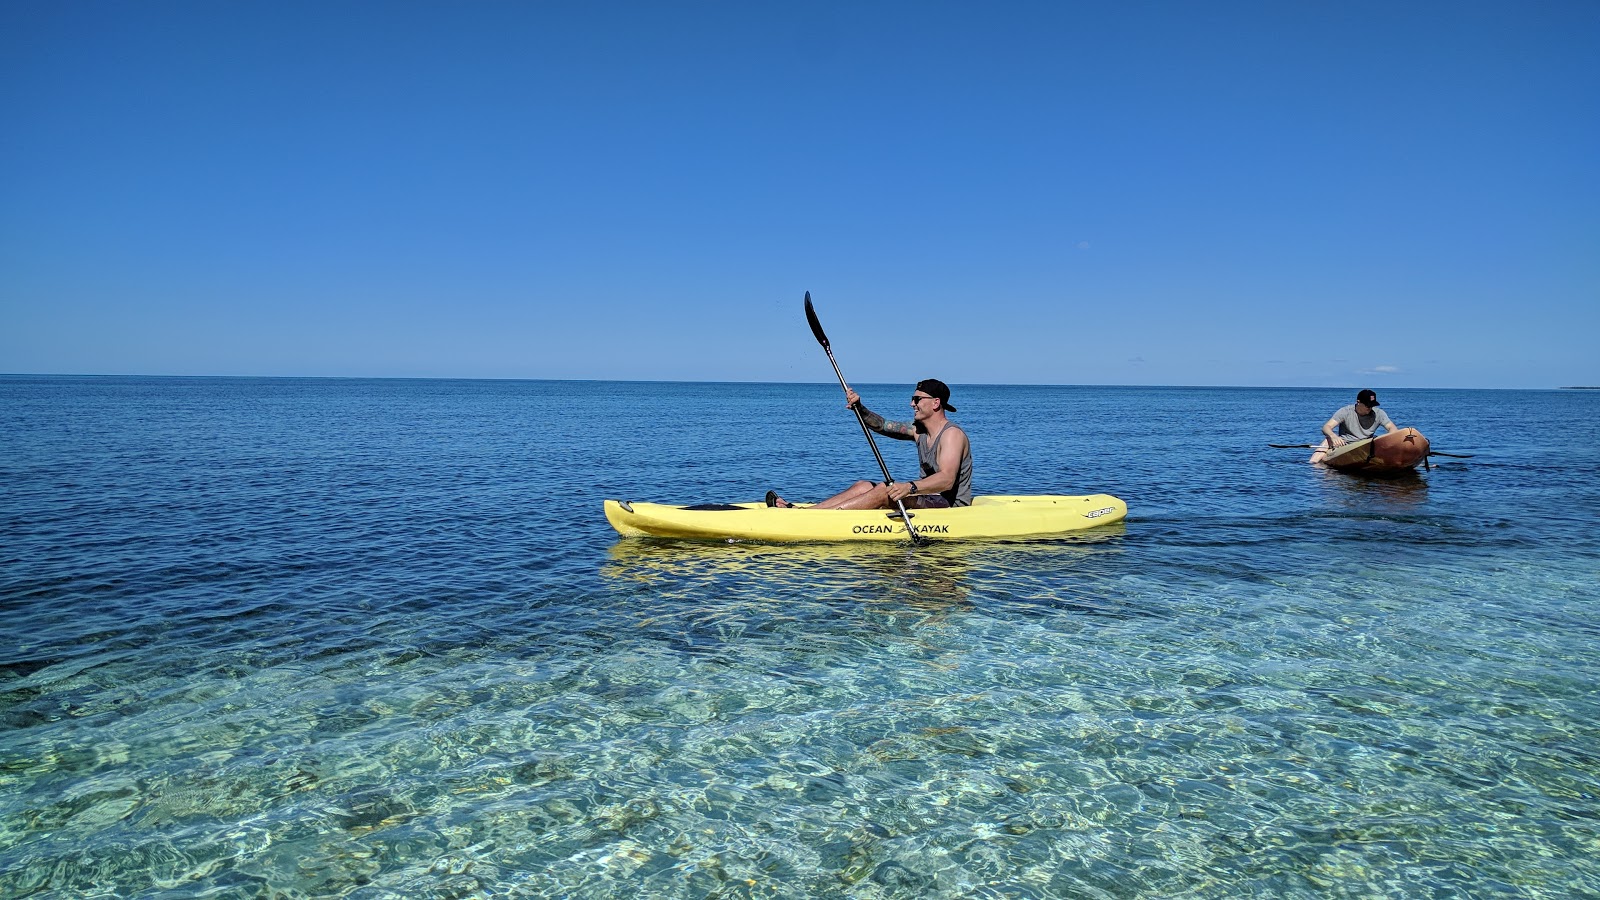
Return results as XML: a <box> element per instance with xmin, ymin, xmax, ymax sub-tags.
<box><xmin>1560</xmin><ymin>386</ymin><xmax>1600</xmax><ymax>390</ymax></box>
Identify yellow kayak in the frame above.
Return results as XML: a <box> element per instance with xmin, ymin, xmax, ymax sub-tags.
<box><xmin>603</xmin><ymin>494</ymin><xmax>1127</xmax><ymax>542</ymax></box>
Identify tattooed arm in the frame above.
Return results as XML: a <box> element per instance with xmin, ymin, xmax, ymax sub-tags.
<box><xmin>845</xmin><ymin>388</ymin><xmax>916</xmax><ymax>440</ymax></box>
<box><xmin>857</xmin><ymin>403</ymin><xmax>916</xmax><ymax>440</ymax></box>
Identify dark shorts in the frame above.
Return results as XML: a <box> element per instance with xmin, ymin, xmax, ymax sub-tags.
<box><xmin>905</xmin><ymin>494</ymin><xmax>952</xmax><ymax>509</ymax></box>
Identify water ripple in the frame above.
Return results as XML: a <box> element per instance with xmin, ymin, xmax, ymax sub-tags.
<box><xmin>2</xmin><ymin>378</ymin><xmax>1598</xmax><ymax>898</ymax></box>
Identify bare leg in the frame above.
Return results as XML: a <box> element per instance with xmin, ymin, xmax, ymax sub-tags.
<box><xmin>1308</xmin><ymin>438</ymin><xmax>1331</xmax><ymax>465</ymax></box>
<box><xmin>812</xmin><ymin>480</ymin><xmax>891</xmax><ymax>510</ymax></box>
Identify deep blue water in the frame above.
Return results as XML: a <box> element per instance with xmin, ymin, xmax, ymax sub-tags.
<box><xmin>2</xmin><ymin>376</ymin><xmax>1597</xmax><ymax>898</ymax></box>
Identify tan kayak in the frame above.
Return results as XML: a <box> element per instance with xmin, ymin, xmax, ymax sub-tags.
<box><xmin>1323</xmin><ymin>427</ymin><xmax>1432</xmax><ymax>474</ymax></box>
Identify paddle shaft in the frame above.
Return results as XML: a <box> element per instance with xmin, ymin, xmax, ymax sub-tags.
<box><xmin>1267</xmin><ymin>442</ymin><xmax>1473</xmax><ymax>458</ymax></box>
<box><xmin>804</xmin><ymin>293</ymin><xmax>923</xmax><ymax>543</ymax></box>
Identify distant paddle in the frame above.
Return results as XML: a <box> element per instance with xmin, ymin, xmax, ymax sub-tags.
<box><xmin>1267</xmin><ymin>443</ymin><xmax>1474</xmax><ymax>458</ymax></box>
<box><xmin>804</xmin><ymin>292</ymin><xmax>923</xmax><ymax>544</ymax></box>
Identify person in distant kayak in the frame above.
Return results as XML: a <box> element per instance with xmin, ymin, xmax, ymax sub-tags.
<box><xmin>767</xmin><ymin>378</ymin><xmax>973</xmax><ymax>510</ymax></box>
<box><xmin>1309</xmin><ymin>389</ymin><xmax>1402</xmax><ymax>464</ymax></box>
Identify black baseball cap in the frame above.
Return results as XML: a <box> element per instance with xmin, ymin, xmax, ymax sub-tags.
<box><xmin>1356</xmin><ymin>389</ymin><xmax>1379</xmax><ymax>407</ymax></box>
<box><xmin>916</xmin><ymin>379</ymin><xmax>956</xmax><ymax>412</ymax></box>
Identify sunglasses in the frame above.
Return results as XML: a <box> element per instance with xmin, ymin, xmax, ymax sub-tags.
<box><xmin>912</xmin><ymin>394</ymin><xmax>938</xmax><ymax>404</ymax></box>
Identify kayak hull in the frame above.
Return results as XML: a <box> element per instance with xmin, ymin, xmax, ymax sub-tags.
<box><xmin>1323</xmin><ymin>427</ymin><xmax>1431</xmax><ymax>474</ymax></box>
<box><xmin>604</xmin><ymin>494</ymin><xmax>1128</xmax><ymax>542</ymax></box>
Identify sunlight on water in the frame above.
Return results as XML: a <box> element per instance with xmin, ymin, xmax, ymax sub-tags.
<box><xmin>3</xmin><ymin>379</ymin><xmax>1598</xmax><ymax>897</ymax></box>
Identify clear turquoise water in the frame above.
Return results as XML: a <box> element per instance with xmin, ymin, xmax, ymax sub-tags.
<box><xmin>2</xmin><ymin>377</ymin><xmax>1597</xmax><ymax>898</ymax></box>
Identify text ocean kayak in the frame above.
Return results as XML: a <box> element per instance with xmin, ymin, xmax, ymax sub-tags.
<box><xmin>604</xmin><ymin>494</ymin><xmax>1127</xmax><ymax>542</ymax></box>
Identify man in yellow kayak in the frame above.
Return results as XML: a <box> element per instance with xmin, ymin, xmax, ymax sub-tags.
<box><xmin>1310</xmin><ymin>389</ymin><xmax>1403</xmax><ymax>464</ymax></box>
<box><xmin>768</xmin><ymin>378</ymin><xmax>973</xmax><ymax>510</ymax></box>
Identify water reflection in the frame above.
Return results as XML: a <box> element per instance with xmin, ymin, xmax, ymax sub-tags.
<box><xmin>601</xmin><ymin>539</ymin><xmax>977</xmax><ymax>606</ymax></box>
<box><xmin>599</xmin><ymin>528</ymin><xmax>1130</xmax><ymax>641</ymax></box>
<box><xmin>601</xmin><ymin>529</ymin><xmax>1128</xmax><ymax>605</ymax></box>
<box><xmin>1317</xmin><ymin>467</ymin><xmax>1429</xmax><ymax>507</ymax></box>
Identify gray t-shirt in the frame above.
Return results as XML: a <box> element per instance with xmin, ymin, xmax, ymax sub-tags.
<box><xmin>1330</xmin><ymin>404</ymin><xmax>1395</xmax><ymax>440</ymax></box>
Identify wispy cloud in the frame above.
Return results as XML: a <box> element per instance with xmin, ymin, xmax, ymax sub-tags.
<box><xmin>1361</xmin><ymin>365</ymin><xmax>1402</xmax><ymax>375</ymax></box>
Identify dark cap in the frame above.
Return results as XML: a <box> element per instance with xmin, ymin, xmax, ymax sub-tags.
<box><xmin>1356</xmin><ymin>389</ymin><xmax>1379</xmax><ymax>407</ymax></box>
<box><xmin>916</xmin><ymin>378</ymin><xmax>956</xmax><ymax>412</ymax></box>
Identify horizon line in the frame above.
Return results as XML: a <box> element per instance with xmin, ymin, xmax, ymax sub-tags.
<box><xmin>0</xmin><ymin>372</ymin><xmax>1579</xmax><ymax>391</ymax></box>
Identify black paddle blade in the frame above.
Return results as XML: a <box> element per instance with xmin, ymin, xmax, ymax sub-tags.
<box><xmin>803</xmin><ymin>292</ymin><xmax>830</xmax><ymax>350</ymax></box>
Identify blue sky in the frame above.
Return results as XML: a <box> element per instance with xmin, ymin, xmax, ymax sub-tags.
<box><xmin>3</xmin><ymin>2</ymin><xmax>1596</xmax><ymax>388</ymax></box>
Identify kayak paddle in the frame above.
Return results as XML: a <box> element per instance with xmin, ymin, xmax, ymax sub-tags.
<box><xmin>1267</xmin><ymin>442</ymin><xmax>1473</xmax><ymax>458</ymax></box>
<box><xmin>804</xmin><ymin>291</ymin><xmax>923</xmax><ymax>544</ymax></box>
